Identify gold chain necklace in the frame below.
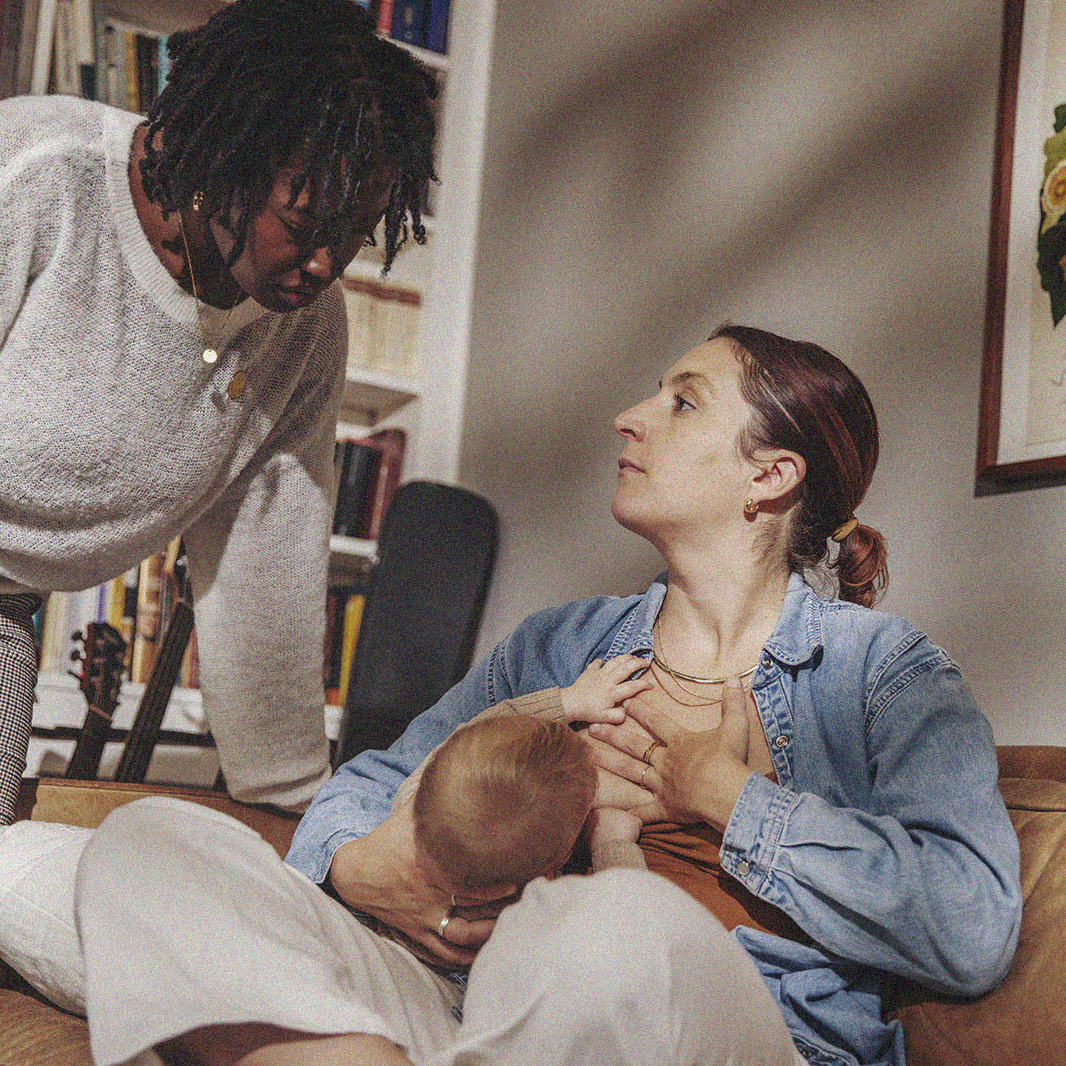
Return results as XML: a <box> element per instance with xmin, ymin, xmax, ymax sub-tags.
<box><xmin>647</xmin><ymin>658</ymin><xmax>725</xmax><ymax>707</ymax></box>
<box><xmin>652</xmin><ymin>616</ymin><xmax>758</xmax><ymax>685</ymax></box>
<box><xmin>177</xmin><ymin>211</ymin><xmax>236</xmax><ymax>365</ymax></box>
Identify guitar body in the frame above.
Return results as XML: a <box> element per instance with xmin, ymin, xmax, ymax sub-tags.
<box><xmin>66</xmin><ymin>621</ymin><xmax>126</xmax><ymax>780</ymax></box>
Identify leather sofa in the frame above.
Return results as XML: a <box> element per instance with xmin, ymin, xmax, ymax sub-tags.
<box><xmin>3</xmin><ymin>747</ymin><xmax>1065</xmax><ymax>1066</ymax></box>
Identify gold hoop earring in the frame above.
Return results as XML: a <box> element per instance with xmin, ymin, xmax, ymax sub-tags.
<box><xmin>191</xmin><ymin>190</ymin><xmax>204</xmax><ymax>212</ymax></box>
<box><xmin>743</xmin><ymin>497</ymin><xmax>758</xmax><ymax>517</ymax></box>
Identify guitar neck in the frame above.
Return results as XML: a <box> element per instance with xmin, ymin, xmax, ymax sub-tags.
<box><xmin>114</xmin><ymin>600</ymin><xmax>195</xmax><ymax>784</ymax></box>
<box><xmin>65</xmin><ymin>703</ymin><xmax>115</xmax><ymax>780</ymax></box>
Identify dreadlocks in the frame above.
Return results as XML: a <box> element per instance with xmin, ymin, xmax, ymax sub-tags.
<box><xmin>140</xmin><ymin>0</ymin><xmax>437</xmax><ymax>274</ymax></box>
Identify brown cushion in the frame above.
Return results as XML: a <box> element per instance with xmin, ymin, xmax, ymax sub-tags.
<box><xmin>16</xmin><ymin>778</ymin><xmax>299</xmax><ymax>857</ymax></box>
<box><xmin>0</xmin><ymin>989</ymin><xmax>92</xmax><ymax>1066</ymax></box>
<box><xmin>887</xmin><ymin>775</ymin><xmax>1066</xmax><ymax>1066</ymax></box>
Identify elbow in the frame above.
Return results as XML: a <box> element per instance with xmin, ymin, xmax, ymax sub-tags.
<box><xmin>929</xmin><ymin>891</ymin><xmax>1022</xmax><ymax>997</ymax></box>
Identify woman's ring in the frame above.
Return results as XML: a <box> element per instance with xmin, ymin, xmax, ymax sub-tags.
<box><xmin>641</xmin><ymin>739</ymin><xmax>662</xmax><ymax>764</ymax></box>
<box><xmin>437</xmin><ymin>912</ymin><xmax>452</xmax><ymax>939</ymax></box>
<box><xmin>639</xmin><ymin>764</ymin><xmax>651</xmax><ymax>788</ymax></box>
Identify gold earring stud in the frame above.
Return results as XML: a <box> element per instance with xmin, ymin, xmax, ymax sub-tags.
<box><xmin>743</xmin><ymin>497</ymin><xmax>758</xmax><ymax>516</ymax></box>
<box><xmin>191</xmin><ymin>190</ymin><xmax>204</xmax><ymax>212</ymax></box>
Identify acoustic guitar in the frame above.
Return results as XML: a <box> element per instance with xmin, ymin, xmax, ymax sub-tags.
<box><xmin>66</xmin><ymin>621</ymin><xmax>126</xmax><ymax>780</ymax></box>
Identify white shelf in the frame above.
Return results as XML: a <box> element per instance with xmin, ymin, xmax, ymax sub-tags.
<box><xmin>390</xmin><ymin>38</ymin><xmax>450</xmax><ymax>73</ymax></box>
<box><xmin>340</xmin><ymin>368</ymin><xmax>420</xmax><ymax>424</ymax></box>
<box><xmin>33</xmin><ymin>671</ymin><xmax>344</xmax><ymax>738</ymax></box>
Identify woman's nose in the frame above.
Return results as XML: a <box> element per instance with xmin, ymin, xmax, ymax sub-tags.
<box><xmin>614</xmin><ymin>403</ymin><xmax>645</xmax><ymax>441</ymax></box>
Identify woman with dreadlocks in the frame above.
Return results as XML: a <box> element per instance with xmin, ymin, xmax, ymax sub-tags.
<box><xmin>0</xmin><ymin>0</ymin><xmax>436</xmax><ymax>824</ymax></box>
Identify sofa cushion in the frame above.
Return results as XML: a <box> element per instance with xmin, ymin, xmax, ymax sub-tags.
<box><xmin>0</xmin><ymin>989</ymin><xmax>92</xmax><ymax>1066</ymax></box>
<box><xmin>887</xmin><ymin>775</ymin><xmax>1066</xmax><ymax>1066</ymax></box>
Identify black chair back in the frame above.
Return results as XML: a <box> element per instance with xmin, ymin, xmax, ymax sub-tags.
<box><xmin>333</xmin><ymin>480</ymin><xmax>498</xmax><ymax>766</ymax></box>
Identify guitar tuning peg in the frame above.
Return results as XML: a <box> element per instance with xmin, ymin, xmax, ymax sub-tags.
<box><xmin>70</xmin><ymin>648</ymin><xmax>83</xmax><ymax>663</ymax></box>
<box><xmin>72</xmin><ymin>629</ymin><xmax>84</xmax><ymax>642</ymax></box>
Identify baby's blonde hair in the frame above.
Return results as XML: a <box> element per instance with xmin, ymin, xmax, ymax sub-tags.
<box><xmin>413</xmin><ymin>715</ymin><xmax>595</xmax><ymax>891</ymax></box>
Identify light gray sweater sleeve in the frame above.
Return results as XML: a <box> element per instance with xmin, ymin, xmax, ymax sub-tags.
<box><xmin>183</xmin><ymin>296</ymin><xmax>347</xmax><ymax>812</ymax></box>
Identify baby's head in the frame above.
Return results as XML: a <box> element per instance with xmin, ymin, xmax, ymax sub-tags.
<box><xmin>413</xmin><ymin>715</ymin><xmax>596</xmax><ymax>896</ymax></box>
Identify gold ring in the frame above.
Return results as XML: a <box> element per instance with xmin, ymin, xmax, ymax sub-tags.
<box><xmin>641</xmin><ymin>739</ymin><xmax>662</xmax><ymax>764</ymax></box>
<box><xmin>639</xmin><ymin>764</ymin><xmax>651</xmax><ymax>788</ymax></box>
<box><xmin>437</xmin><ymin>913</ymin><xmax>452</xmax><ymax>939</ymax></box>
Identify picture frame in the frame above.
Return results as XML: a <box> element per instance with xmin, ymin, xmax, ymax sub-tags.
<box><xmin>978</xmin><ymin>0</ymin><xmax>1066</xmax><ymax>489</ymax></box>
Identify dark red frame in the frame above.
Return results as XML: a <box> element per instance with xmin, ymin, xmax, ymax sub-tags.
<box><xmin>977</xmin><ymin>0</ymin><xmax>1066</xmax><ymax>490</ymax></box>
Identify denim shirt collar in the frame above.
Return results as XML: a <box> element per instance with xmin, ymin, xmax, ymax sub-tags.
<box><xmin>608</xmin><ymin>570</ymin><xmax>823</xmax><ymax>669</ymax></box>
<box><xmin>762</xmin><ymin>571</ymin><xmax>824</xmax><ymax>667</ymax></box>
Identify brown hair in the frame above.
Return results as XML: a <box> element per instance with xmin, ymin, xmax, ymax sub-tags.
<box><xmin>712</xmin><ymin>324</ymin><xmax>889</xmax><ymax>608</ymax></box>
<box><xmin>413</xmin><ymin>715</ymin><xmax>596</xmax><ymax>891</ymax></box>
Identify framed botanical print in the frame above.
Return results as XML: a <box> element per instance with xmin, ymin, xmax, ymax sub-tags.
<box><xmin>979</xmin><ymin>0</ymin><xmax>1066</xmax><ymax>487</ymax></box>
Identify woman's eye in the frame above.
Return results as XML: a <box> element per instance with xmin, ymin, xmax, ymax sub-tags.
<box><xmin>672</xmin><ymin>393</ymin><xmax>694</xmax><ymax>412</ymax></box>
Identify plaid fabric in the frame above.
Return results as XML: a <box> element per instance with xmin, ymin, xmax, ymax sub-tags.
<box><xmin>0</xmin><ymin>594</ymin><xmax>41</xmax><ymax>825</ymax></box>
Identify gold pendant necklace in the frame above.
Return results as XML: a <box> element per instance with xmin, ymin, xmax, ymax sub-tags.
<box><xmin>177</xmin><ymin>212</ymin><xmax>236</xmax><ymax>365</ymax></box>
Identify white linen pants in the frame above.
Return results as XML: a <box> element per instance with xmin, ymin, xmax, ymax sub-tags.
<box><xmin>0</xmin><ymin>798</ymin><xmax>804</xmax><ymax>1066</ymax></box>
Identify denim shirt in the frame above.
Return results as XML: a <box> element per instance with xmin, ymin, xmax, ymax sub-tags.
<box><xmin>287</xmin><ymin>573</ymin><xmax>1022</xmax><ymax>1066</ymax></box>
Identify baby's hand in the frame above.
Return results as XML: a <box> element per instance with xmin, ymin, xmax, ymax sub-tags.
<box><xmin>559</xmin><ymin>655</ymin><xmax>651</xmax><ymax>724</ymax></box>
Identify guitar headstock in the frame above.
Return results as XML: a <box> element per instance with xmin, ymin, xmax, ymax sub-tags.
<box><xmin>70</xmin><ymin>621</ymin><xmax>127</xmax><ymax>720</ymax></box>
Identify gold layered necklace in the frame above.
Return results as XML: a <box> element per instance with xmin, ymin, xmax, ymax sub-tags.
<box><xmin>651</xmin><ymin>615</ymin><xmax>757</xmax><ymax>706</ymax></box>
<box><xmin>177</xmin><ymin>212</ymin><xmax>236</xmax><ymax>366</ymax></box>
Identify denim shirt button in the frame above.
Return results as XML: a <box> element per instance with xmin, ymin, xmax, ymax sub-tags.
<box><xmin>775</xmin><ymin>734</ymin><xmax>789</xmax><ymax>749</ymax></box>
<box><xmin>736</xmin><ymin>859</ymin><xmax>752</xmax><ymax>877</ymax></box>
<box><xmin>761</xmin><ymin>655</ymin><xmax>772</xmax><ymax>668</ymax></box>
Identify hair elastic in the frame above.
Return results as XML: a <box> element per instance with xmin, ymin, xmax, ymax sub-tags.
<box><xmin>831</xmin><ymin>516</ymin><xmax>859</xmax><ymax>542</ymax></box>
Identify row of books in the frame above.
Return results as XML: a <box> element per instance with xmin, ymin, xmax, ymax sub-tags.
<box><xmin>0</xmin><ymin>0</ymin><xmax>167</xmax><ymax>105</ymax></box>
<box><xmin>372</xmin><ymin>0</ymin><xmax>450</xmax><ymax>55</ymax></box>
<box><xmin>333</xmin><ymin>427</ymin><xmax>406</xmax><ymax>540</ymax></box>
<box><xmin>38</xmin><ymin>572</ymin><xmax>370</xmax><ymax>711</ymax></box>
<box><xmin>36</xmin><ymin>544</ymin><xmax>198</xmax><ymax>689</ymax></box>
<box><xmin>341</xmin><ymin>277</ymin><xmax>422</xmax><ymax>381</ymax></box>
<box><xmin>1</xmin><ymin>0</ymin><xmax>449</xmax><ymax>105</ymax></box>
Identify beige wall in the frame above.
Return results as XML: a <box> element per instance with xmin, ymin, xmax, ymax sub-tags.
<box><xmin>458</xmin><ymin>0</ymin><xmax>1066</xmax><ymax>744</ymax></box>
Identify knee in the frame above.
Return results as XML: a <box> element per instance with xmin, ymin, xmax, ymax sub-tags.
<box><xmin>490</xmin><ymin>869</ymin><xmax>736</xmax><ymax>1001</ymax></box>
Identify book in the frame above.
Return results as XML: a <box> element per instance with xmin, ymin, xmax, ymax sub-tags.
<box><xmin>335</xmin><ymin>592</ymin><xmax>366</xmax><ymax>708</ymax></box>
<box><xmin>376</xmin><ymin>0</ymin><xmax>394</xmax><ymax>36</ymax></box>
<box><xmin>130</xmin><ymin>551</ymin><xmax>164</xmax><ymax>684</ymax></box>
<box><xmin>51</xmin><ymin>0</ymin><xmax>79</xmax><ymax>95</ymax></box>
<box><xmin>135</xmin><ymin>32</ymin><xmax>159</xmax><ymax>111</ymax></box>
<box><xmin>332</xmin><ymin>439</ymin><xmax>381</xmax><ymax>538</ymax></box>
<box><xmin>424</xmin><ymin>0</ymin><xmax>449</xmax><ymax>54</ymax></box>
<box><xmin>29</xmin><ymin>0</ymin><xmax>57</xmax><ymax>93</ymax></box>
<box><xmin>391</xmin><ymin>0</ymin><xmax>427</xmax><ymax>47</ymax></box>
<box><xmin>121</xmin><ymin>26</ymin><xmax>137</xmax><ymax>111</ymax></box>
<box><xmin>1</xmin><ymin>0</ymin><xmax>26</xmax><ymax>98</ymax></box>
<box><xmin>71</xmin><ymin>0</ymin><xmax>93</xmax><ymax>98</ymax></box>
<box><xmin>361</xmin><ymin>427</ymin><xmax>406</xmax><ymax>540</ymax></box>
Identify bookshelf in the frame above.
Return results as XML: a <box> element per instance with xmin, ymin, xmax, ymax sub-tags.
<box><xmin>21</xmin><ymin>0</ymin><xmax>495</xmax><ymax>784</ymax></box>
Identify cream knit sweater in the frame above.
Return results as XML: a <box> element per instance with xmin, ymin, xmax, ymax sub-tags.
<box><xmin>0</xmin><ymin>95</ymin><xmax>346</xmax><ymax>810</ymax></box>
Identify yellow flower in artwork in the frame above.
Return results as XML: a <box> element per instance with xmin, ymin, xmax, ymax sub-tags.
<box><xmin>1042</xmin><ymin>158</ymin><xmax>1066</xmax><ymax>232</ymax></box>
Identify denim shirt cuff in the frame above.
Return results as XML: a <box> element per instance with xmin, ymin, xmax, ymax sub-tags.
<box><xmin>719</xmin><ymin>771</ymin><xmax>797</xmax><ymax>892</ymax></box>
<box><xmin>289</xmin><ymin>825</ymin><xmax>367</xmax><ymax>884</ymax></box>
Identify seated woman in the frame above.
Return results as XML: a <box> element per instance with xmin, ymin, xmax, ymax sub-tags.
<box><xmin>2</xmin><ymin>325</ymin><xmax>1021</xmax><ymax>1066</ymax></box>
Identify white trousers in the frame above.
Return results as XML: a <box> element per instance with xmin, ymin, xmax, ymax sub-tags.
<box><xmin>1</xmin><ymin>799</ymin><xmax>804</xmax><ymax>1066</ymax></box>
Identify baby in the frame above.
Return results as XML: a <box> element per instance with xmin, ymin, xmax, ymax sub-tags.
<box><xmin>408</xmin><ymin>654</ymin><xmax>651</xmax><ymax>899</ymax></box>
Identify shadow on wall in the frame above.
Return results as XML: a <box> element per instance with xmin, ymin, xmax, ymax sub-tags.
<box><xmin>463</xmin><ymin>0</ymin><xmax>1007</xmax><ymax>647</ymax></box>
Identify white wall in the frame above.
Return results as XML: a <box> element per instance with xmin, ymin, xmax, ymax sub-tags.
<box><xmin>458</xmin><ymin>0</ymin><xmax>1066</xmax><ymax>744</ymax></box>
